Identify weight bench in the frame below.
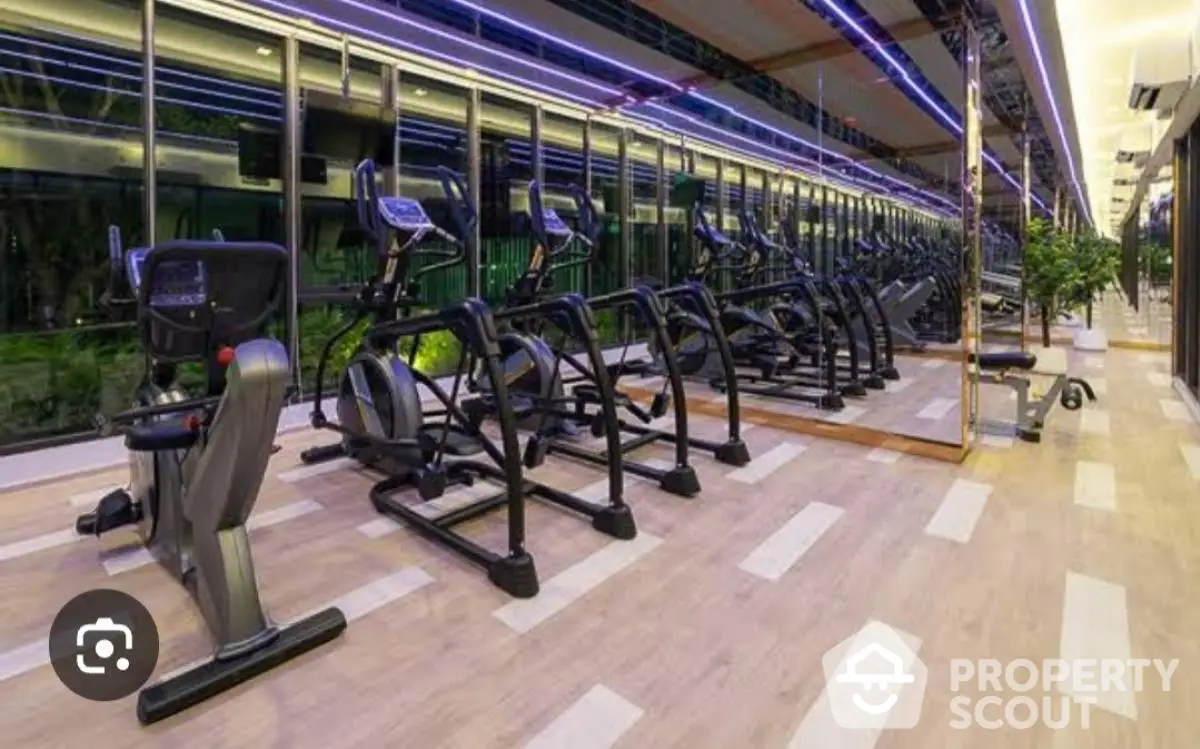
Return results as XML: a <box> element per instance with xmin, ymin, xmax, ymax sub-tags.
<box><xmin>969</xmin><ymin>348</ymin><xmax>1096</xmax><ymax>443</ymax></box>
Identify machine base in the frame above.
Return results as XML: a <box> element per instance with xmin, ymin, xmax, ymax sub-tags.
<box><xmin>136</xmin><ymin>607</ymin><xmax>347</xmax><ymax>725</ymax></box>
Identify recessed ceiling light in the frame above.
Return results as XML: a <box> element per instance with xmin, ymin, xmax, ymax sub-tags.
<box><xmin>255</xmin><ymin>46</ymin><xmax>273</xmax><ymax>57</ymax></box>
<box><xmin>413</xmin><ymin>88</ymin><xmax>427</xmax><ymax>97</ymax></box>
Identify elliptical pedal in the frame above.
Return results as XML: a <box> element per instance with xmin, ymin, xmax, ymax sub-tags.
<box><xmin>75</xmin><ymin>488</ymin><xmax>141</xmax><ymax>536</ymax></box>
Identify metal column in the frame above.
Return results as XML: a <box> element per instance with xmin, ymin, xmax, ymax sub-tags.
<box><xmin>582</xmin><ymin>117</ymin><xmax>593</xmax><ymax>295</ymax></box>
<box><xmin>656</xmin><ymin>138</ymin><xmax>667</xmax><ymax>284</ymax></box>
<box><xmin>466</xmin><ymin>87</ymin><xmax>482</xmax><ymax>298</ymax></box>
<box><xmin>142</xmin><ymin>0</ymin><xmax>156</xmax><ymax>244</ymax></box>
<box><xmin>381</xmin><ymin>64</ymin><xmax>400</xmax><ymax>196</ymax></box>
<box><xmin>961</xmin><ymin>14</ymin><xmax>984</xmax><ymax>448</ymax></box>
<box><xmin>617</xmin><ymin>128</ymin><xmax>631</xmax><ymax>337</ymax></box>
<box><xmin>530</xmin><ymin>104</ymin><xmax>544</xmax><ymax>187</ymax></box>
<box><xmin>715</xmin><ymin>159</ymin><xmax>725</xmax><ymax>230</ymax></box>
<box><xmin>1019</xmin><ymin>107</ymin><xmax>1031</xmax><ymax>351</ymax></box>
<box><xmin>282</xmin><ymin>35</ymin><xmax>301</xmax><ymax>391</ymax></box>
<box><xmin>791</xmin><ymin>180</ymin><xmax>802</xmax><ymax>242</ymax></box>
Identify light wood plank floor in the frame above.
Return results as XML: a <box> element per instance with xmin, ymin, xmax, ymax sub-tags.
<box><xmin>0</xmin><ymin>346</ymin><xmax>1197</xmax><ymax>748</ymax></box>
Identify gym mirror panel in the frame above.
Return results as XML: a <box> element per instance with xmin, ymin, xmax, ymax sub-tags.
<box><xmin>0</xmin><ymin>0</ymin><xmax>149</xmax><ymax>450</ymax></box>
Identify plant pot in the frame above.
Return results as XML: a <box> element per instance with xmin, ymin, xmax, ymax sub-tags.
<box><xmin>1072</xmin><ymin>327</ymin><xmax>1108</xmax><ymax>352</ymax></box>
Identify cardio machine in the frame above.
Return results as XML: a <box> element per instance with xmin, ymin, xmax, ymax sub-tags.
<box><xmin>75</xmin><ymin>234</ymin><xmax>346</xmax><ymax>725</ymax></box>
<box><xmin>302</xmin><ymin>160</ymin><xmax>635</xmax><ymax>598</ymax></box>
<box><xmin>692</xmin><ymin>206</ymin><xmax>845</xmax><ymax>410</ymax></box>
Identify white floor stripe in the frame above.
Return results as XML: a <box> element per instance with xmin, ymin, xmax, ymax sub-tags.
<box><xmin>981</xmin><ymin>435</ymin><xmax>1014</xmax><ymax>449</ymax></box>
<box><xmin>732</xmin><ymin>421</ymin><xmax>757</xmax><ymax>436</ymax></box>
<box><xmin>1147</xmin><ymin>372</ymin><xmax>1172</xmax><ymax>388</ymax></box>
<box><xmin>738</xmin><ymin>502</ymin><xmax>844</xmax><ymax>581</ymax></box>
<box><xmin>523</xmin><ymin>684</ymin><xmax>644</xmax><ymax>749</ymax></box>
<box><xmin>246</xmin><ymin>499</ymin><xmax>324</xmax><ymax>531</ymax></box>
<box><xmin>154</xmin><ymin>567</ymin><xmax>435</xmax><ymax>685</ymax></box>
<box><xmin>493</xmin><ymin>534</ymin><xmax>662</xmax><ymax>634</ymax></box>
<box><xmin>319</xmin><ymin>566</ymin><xmax>435</xmax><ymax>622</ymax></box>
<box><xmin>0</xmin><ymin>639</ymin><xmax>49</xmax><ymax>684</ymax></box>
<box><xmin>101</xmin><ymin>499</ymin><xmax>325</xmax><ymax>576</ymax></box>
<box><xmin>0</xmin><ymin>528</ymin><xmax>82</xmax><ymax>563</ymax></box>
<box><xmin>786</xmin><ymin>622</ymin><xmax>923</xmax><ymax>749</ymax></box>
<box><xmin>825</xmin><ymin>405</ymin><xmax>866</xmax><ymax>425</ymax></box>
<box><xmin>924</xmin><ymin>479</ymin><xmax>992</xmax><ymax>544</ymax></box>
<box><xmin>916</xmin><ymin>398</ymin><xmax>958</xmax><ymax>420</ymax></box>
<box><xmin>1085</xmin><ymin>357</ymin><xmax>1105</xmax><ymax>371</ymax></box>
<box><xmin>411</xmin><ymin>482</ymin><xmax>504</xmax><ymax>520</ymax></box>
<box><xmin>1161</xmin><ymin>399</ymin><xmax>1192</xmax><ymax>423</ymax></box>
<box><xmin>1074</xmin><ymin>461</ymin><xmax>1117</xmax><ymax>512</ymax></box>
<box><xmin>1058</xmin><ymin>572</ymin><xmax>1138</xmax><ymax>719</ymax></box>
<box><xmin>726</xmin><ymin>443</ymin><xmax>806</xmax><ymax>485</ymax></box>
<box><xmin>358</xmin><ymin>517</ymin><xmax>402</xmax><ymax>539</ymax></box>
<box><xmin>886</xmin><ymin>378</ymin><xmax>913</xmax><ymax>394</ymax></box>
<box><xmin>1080</xmin><ymin>410</ymin><xmax>1112</xmax><ymax>436</ymax></box>
<box><xmin>921</xmin><ymin>359</ymin><xmax>946</xmax><ymax>369</ymax></box>
<box><xmin>276</xmin><ymin>457</ymin><xmax>357</xmax><ymax>483</ymax></box>
<box><xmin>866</xmin><ymin>448</ymin><xmax>902</xmax><ymax>465</ymax></box>
<box><xmin>102</xmin><ymin>547</ymin><xmax>157</xmax><ymax>576</ymax></box>
<box><xmin>68</xmin><ymin>486</ymin><xmax>122</xmax><ymax>509</ymax></box>
<box><xmin>1180</xmin><ymin>444</ymin><xmax>1200</xmax><ymax>481</ymax></box>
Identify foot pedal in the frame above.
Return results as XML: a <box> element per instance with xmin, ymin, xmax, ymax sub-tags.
<box><xmin>649</xmin><ymin>392</ymin><xmax>670</xmax><ymax>418</ymax></box>
<box><xmin>417</xmin><ymin>468</ymin><xmax>448</xmax><ymax>501</ymax></box>
<box><xmin>523</xmin><ymin>434</ymin><xmax>550</xmax><ymax>469</ymax></box>
<box><xmin>75</xmin><ymin>489</ymin><xmax>140</xmax><ymax>536</ymax></box>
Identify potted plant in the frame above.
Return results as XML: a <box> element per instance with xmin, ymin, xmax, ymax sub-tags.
<box><xmin>1022</xmin><ymin>217</ymin><xmax>1079</xmax><ymax>349</ymax></box>
<box><xmin>1065</xmin><ymin>233</ymin><xmax>1121</xmax><ymax>351</ymax></box>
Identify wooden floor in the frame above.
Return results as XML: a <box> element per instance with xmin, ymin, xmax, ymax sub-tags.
<box><xmin>0</xmin><ymin>346</ymin><xmax>1198</xmax><ymax>748</ymax></box>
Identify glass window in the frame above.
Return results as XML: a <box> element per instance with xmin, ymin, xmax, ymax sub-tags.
<box><xmin>0</xmin><ymin>0</ymin><xmax>145</xmax><ymax>450</ymax></box>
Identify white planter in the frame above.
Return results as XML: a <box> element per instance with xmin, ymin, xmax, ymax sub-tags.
<box><xmin>1073</xmin><ymin>327</ymin><xmax>1108</xmax><ymax>352</ymax></box>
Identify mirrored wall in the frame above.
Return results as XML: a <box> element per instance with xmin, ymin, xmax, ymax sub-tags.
<box><xmin>0</xmin><ymin>0</ymin><xmax>982</xmax><ymax>458</ymax></box>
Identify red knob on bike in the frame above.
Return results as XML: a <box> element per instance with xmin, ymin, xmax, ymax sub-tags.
<box><xmin>216</xmin><ymin>347</ymin><xmax>235</xmax><ymax>367</ymax></box>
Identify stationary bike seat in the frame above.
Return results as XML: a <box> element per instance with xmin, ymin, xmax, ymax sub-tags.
<box><xmin>968</xmin><ymin>351</ymin><xmax>1037</xmax><ymax>371</ymax></box>
<box><xmin>418</xmin><ymin>425</ymin><xmax>484</xmax><ymax>456</ymax></box>
<box><xmin>125</xmin><ymin>420</ymin><xmax>201</xmax><ymax>452</ymax></box>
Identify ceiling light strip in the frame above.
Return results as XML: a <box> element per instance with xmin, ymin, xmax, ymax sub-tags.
<box><xmin>1014</xmin><ymin>0</ymin><xmax>1092</xmax><ymax>226</ymax></box>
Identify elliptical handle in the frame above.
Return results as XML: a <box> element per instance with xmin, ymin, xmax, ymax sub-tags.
<box><xmin>568</xmin><ymin>183</ymin><xmax>600</xmax><ymax>244</ymax></box>
<box><xmin>354</xmin><ymin>159</ymin><xmax>381</xmax><ymax>242</ymax></box>
<box><xmin>528</xmin><ymin>179</ymin><xmax>551</xmax><ymax>251</ymax></box>
<box><xmin>437</xmin><ymin>166</ymin><xmax>476</xmax><ymax>240</ymax></box>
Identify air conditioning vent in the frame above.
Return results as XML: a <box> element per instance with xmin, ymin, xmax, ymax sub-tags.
<box><xmin>1129</xmin><ymin>38</ymin><xmax>1191</xmax><ymax>112</ymax></box>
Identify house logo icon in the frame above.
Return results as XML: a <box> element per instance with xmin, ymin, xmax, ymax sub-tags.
<box><xmin>823</xmin><ymin>621</ymin><xmax>928</xmax><ymax>730</ymax></box>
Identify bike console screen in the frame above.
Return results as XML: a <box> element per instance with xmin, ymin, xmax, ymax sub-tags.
<box><xmin>126</xmin><ymin>249</ymin><xmax>208</xmax><ymax>308</ymax></box>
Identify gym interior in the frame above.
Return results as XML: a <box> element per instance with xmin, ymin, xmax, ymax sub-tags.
<box><xmin>0</xmin><ymin>0</ymin><xmax>1198</xmax><ymax>746</ymax></box>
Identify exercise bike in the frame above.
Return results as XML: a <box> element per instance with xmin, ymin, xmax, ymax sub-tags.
<box><xmin>75</xmin><ymin>235</ymin><xmax>346</xmax><ymax>725</ymax></box>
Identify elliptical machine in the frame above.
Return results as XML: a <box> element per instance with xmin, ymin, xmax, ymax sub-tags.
<box><xmin>75</xmin><ymin>233</ymin><xmax>347</xmax><ymax>725</ymax></box>
<box><xmin>301</xmin><ymin>161</ymin><xmax>635</xmax><ymax>598</ymax></box>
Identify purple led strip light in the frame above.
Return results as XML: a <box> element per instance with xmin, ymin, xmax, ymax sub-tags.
<box><xmin>1014</xmin><ymin>0</ymin><xmax>1092</xmax><ymax>226</ymax></box>
<box><xmin>273</xmin><ymin>0</ymin><xmax>956</xmax><ymax>215</ymax></box>
<box><xmin>813</xmin><ymin>0</ymin><xmax>1048</xmax><ymax>212</ymax></box>
<box><xmin>4</xmin><ymin>13</ymin><xmax>956</xmax><ymax>219</ymax></box>
<box><xmin>7</xmin><ymin>7</ymin><xmax>955</xmax><ymax>216</ymax></box>
<box><xmin>430</xmin><ymin>0</ymin><xmax>961</xmax><ymax>209</ymax></box>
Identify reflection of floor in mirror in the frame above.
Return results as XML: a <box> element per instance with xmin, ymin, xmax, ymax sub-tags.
<box><xmin>990</xmin><ymin>293</ymin><xmax>1172</xmax><ymax>345</ymax></box>
<box><xmin>641</xmin><ymin>354</ymin><xmax>967</xmax><ymax>444</ymax></box>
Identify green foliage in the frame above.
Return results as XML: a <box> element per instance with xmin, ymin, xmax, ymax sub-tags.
<box><xmin>1023</xmin><ymin>217</ymin><xmax>1080</xmax><ymax>345</ymax></box>
<box><xmin>1063</xmin><ymin>233</ymin><xmax>1121</xmax><ymax>326</ymax></box>
<box><xmin>1141</xmin><ymin>243</ymin><xmax>1171</xmax><ymax>286</ymax></box>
